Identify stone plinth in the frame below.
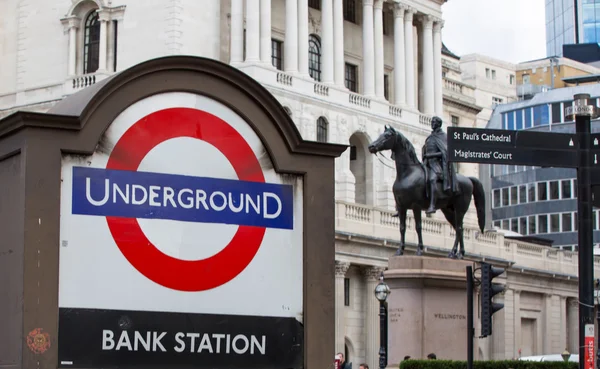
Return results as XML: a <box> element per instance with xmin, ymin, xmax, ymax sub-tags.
<box><xmin>385</xmin><ymin>256</ymin><xmax>471</xmax><ymax>363</ymax></box>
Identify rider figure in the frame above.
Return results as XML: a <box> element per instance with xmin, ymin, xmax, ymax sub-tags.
<box><xmin>391</xmin><ymin>116</ymin><xmax>457</xmax><ymax>217</ymax></box>
<box><xmin>422</xmin><ymin>116</ymin><xmax>458</xmax><ymax>214</ymax></box>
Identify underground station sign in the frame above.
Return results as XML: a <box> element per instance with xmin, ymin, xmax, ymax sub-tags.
<box><xmin>447</xmin><ymin>127</ymin><xmax>581</xmax><ymax>167</ymax></box>
<box><xmin>57</xmin><ymin>93</ymin><xmax>303</xmax><ymax>368</ymax></box>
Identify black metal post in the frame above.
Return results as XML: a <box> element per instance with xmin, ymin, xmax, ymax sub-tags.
<box><xmin>574</xmin><ymin>93</ymin><xmax>595</xmax><ymax>369</ymax></box>
<box><xmin>379</xmin><ymin>300</ymin><xmax>387</xmax><ymax>369</ymax></box>
<box><xmin>596</xmin><ymin>301</ymin><xmax>600</xmax><ymax>369</ymax></box>
<box><xmin>574</xmin><ymin>0</ymin><xmax>580</xmax><ymax>45</ymax></box>
<box><xmin>467</xmin><ymin>266</ymin><xmax>474</xmax><ymax>369</ymax></box>
<box><xmin>384</xmin><ymin>301</ymin><xmax>389</xmax><ymax>368</ymax></box>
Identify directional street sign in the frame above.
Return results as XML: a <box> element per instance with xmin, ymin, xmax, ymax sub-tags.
<box><xmin>447</xmin><ymin>127</ymin><xmax>578</xmax><ymax>167</ymax></box>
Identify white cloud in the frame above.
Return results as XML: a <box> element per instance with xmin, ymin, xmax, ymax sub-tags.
<box><xmin>442</xmin><ymin>0</ymin><xmax>547</xmax><ymax>63</ymax></box>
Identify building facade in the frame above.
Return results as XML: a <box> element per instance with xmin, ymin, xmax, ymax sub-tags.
<box><xmin>545</xmin><ymin>0</ymin><xmax>600</xmax><ymax>57</ymax></box>
<box><xmin>0</xmin><ymin>0</ymin><xmax>597</xmax><ymax>366</ymax></box>
<box><xmin>483</xmin><ymin>84</ymin><xmax>600</xmax><ymax>250</ymax></box>
<box><xmin>459</xmin><ymin>53</ymin><xmax>518</xmax><ymax>128</ymax></box>
<box><xmin>516</xmin><ymin>56</ymin><xmax>600</xmax><ymax>100</ymax></box>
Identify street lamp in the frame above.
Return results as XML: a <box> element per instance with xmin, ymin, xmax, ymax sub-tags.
<box><xmin>561</xmin><ymin>348</ymin><xmax>571</xmax><ymax>363</ymax></box>
<box><xmin>374</xmin><ymin>272</ymin><xmax>391</xmax><ymax>369</ymax></box>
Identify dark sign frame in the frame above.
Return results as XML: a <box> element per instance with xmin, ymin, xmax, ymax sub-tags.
<box><xmin>0</xmin><ymin>56</ymin><xmax>346</xmax><ymax>369</ymax></box>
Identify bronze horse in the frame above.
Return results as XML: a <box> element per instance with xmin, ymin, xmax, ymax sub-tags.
<box><xmin>367</xmin><ymin>125</ymin><xmax>486</xmax><ymax>259</ymax></box>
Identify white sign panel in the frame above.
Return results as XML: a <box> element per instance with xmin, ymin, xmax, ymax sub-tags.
<box><xmin>57</xmin><ymin>92</ymin><xmax>304</xmax><ymax>367</ymax></box>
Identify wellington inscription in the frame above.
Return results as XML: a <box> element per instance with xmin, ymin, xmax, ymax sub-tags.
<box><xmin>433</xmin><ymin>313</ymin><xmax>466</xmax><ymax>320</ymax></box>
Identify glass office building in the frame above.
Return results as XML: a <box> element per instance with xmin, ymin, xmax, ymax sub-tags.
<box><xmin>546</xmin><ymin>0</ymin><xmax>600</xmax><ymax>56</ymax></box>
<box><xmin>483</xmin><ymin>84</ymin><xmax>600</xmax><ymax>250</ymax></box>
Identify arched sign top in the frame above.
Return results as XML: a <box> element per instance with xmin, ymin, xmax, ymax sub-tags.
<box><xmin>0</xmin><ymin>55</ymin><xmax>345</xmax><ymax>369</ymax></box>
<box><xmin>47</xmin><ymin>56</ymin><xmax>347</xmax><ymax>164</ymax></box>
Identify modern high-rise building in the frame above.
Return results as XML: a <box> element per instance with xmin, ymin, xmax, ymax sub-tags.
<box><xmin>546</xmin><ymin>0</ymin><xmax>600</xmax><ymax>57</ymax></box>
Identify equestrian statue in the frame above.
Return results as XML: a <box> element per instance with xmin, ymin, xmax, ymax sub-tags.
<box><xmin>367</xmin><ymin>117</ymin><xmax>485</xmax><ymax>259</ymax></box>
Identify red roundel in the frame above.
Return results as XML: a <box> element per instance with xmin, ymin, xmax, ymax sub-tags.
<box><xmin>105</xmin><ymin>107</ymin><xmax>266</xmax><ymax>291</ymax></box>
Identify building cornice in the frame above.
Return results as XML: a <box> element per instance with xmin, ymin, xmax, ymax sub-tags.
<box><xmin>443</xmin><ymin>95</ymin><xmax>483</xmax><ymax>114</ymax></box>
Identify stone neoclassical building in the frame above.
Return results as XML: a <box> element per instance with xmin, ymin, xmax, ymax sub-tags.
<box><xmin>0</xmin><ymin>0</ymin><xmax>597</xmax><ymax>367</ymax></box>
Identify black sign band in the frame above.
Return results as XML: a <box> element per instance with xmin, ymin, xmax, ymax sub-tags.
<box><xmin>58</xmin><ymin>308</ymin><xmax>303</xmax><ymax>369</ymax></box>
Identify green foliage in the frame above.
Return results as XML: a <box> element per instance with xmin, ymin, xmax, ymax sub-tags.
<box><xmin>399</xmin><ymin>360</ymin><xmax>578</xmax><ymax>369</ymax></box>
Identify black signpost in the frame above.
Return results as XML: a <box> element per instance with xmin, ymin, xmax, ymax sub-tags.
<box><xmin>448</xmin><ymin>93</ymin><xmax>598</xmax><ymax>369</ymax></box>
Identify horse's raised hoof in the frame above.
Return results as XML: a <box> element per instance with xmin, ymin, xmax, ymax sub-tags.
<box><xmin>395</xmin><ymin>248</ymin><xmax>404</xmax><ymax>256</ymax></box>
<box><xmin>416</xmin><ymin>248</ymin><xmax>423</xmax><ymax>256</ymax></box>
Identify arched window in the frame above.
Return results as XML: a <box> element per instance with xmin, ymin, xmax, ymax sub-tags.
<box><xmin>309</xmin><ymin>34</ymin><xmax>321</xmax><ymax>82</ymax></box>
<box><xmin>83</xmin><ymin>11</ymin><xmax>100</xmax><ymax>74</ymax></box>
<box><xmin>316</xmin><ymin>117</ymin><xmax>328</xmax><ymax>142</ymax></box>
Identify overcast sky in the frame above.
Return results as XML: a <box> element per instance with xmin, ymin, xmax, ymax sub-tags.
<box><xmin>442</xmin><ymin>0</ymin><xmax>547</xmax><ymax>64</ymax></box>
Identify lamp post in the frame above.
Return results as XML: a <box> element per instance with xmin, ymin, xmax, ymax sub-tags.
<box><xmin>374</xmin><ymin>272</ymin><xmax>391</xmax><ymax>369</ymax></box>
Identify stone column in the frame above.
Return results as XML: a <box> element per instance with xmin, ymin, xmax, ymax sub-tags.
<box><xmin>567</xmin><ymin>298</ymin><xmax>579</xmax><ymax>353</ymax></box>
<box><xmin>333</xmin><ymin>0</ymin><xmax>345</xmax><ymax>86</ymax></box>
<box><xmin>321</xmin><ymin>0</ymin><xmax>334</xmax><ymax>84</ymax></box>
<box><xmin>335</xmin><ymin>261</ymin><xmax>351</xmax><ymax>354</ymax></box>
<box><xmin>362</xmin><ymin>0</ymin><xmax>375</xmax><ymax>96</ymax></box>
<box><xmin>432</xmin><ymin>19</ymin><xmax>444</xmax><ymax>116</ymax></box>
<box><xmin>298</xmin><ymin>0</ymin><xmax>309</xmax><ymax>75</ymax></box>
<box><xmin>260</xmin><ymin>0</ymin><xmax>272</xmax><ymax>65</ymax></box>
<box><xmin>97</xmin><ymin>10</ymin><xmax>110</xmax><ymax>72</ymax></box>
<box><xmin>560</xmin><ymin>296</ymin><xmax>567</xmax><ymax>352</ymax></box>
<box><xmin>421</xmin><ymin>14</ymin><xmax>434</xmax><ymax>115</ymax></box>
<box><xmin>364</xmin><ymin>266</ymin><xmax>385</xmax><ymax>369</ymax></box>
<box><xmin>404</xmin><ymin>7</ymin><xmax>416</xmax><ymax>108</ymax></box>
<box><xmin>63</xmin><ymin>17</ymin><xmax>79</xmax><ymax>76</ymax></box>
<box><xmin>245</xmin><ymin>0</ymin><xmax>261</xmax><ymax>62</ymax></box>
<box><xmin>393</xmin><ymin>4</ymin><xmax>405</xmax><ymax>106</ymax></box>
<box><xmin>230</xmin><ymin>0</ymin><xmax>244</xmax><ymax>64</ymax></box>
<box><xmin>374</xmin><ymin>0</ymin><xmax>385</xmax><ymax>99</ymax></box>
<box><xmin>501</xmin><ymin>289</ymin><xmax>514</xmax><ymax>359</ymax></box>
<box><xmin>543</xmin><ymin>294</ymin><xmax>553</xmax><ymax>354</ymax></box>
<box><xmin>514</xmin><ymin>290</ymin><xmax>521</xmax><ymax>358</ymax></box>
<box><xmin>284</xmin><ymin>0</ymin><xmax>298</xmax><ymax>72</ymax></box>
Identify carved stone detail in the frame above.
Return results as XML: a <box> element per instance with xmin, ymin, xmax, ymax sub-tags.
<box><xmin>393</xmin><ymin>3</ymin><xmax>407</xmax><ymax>18</ymax></box>
<box><xmin>335</xmin><ymin>261</ymin><xmax>351</xmax><ymax>277</ymax></box>
<box><xmin>362</xmin><ymin>266</ymin><xmax>386</xmax><ymax>281</ymax></box>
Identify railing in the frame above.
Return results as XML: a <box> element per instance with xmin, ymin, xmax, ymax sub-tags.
<box><xmin>389</xmin><ymin>105</ymin><xmax>402</xmax><ymax>118</ymax></box>
<box><xmin>72</xmin><ymin>74</ymin><xmax>97</xmax><ymax>89</ymax></box>
<box><xmin>419</xmin><ymin>114</ymin><xmax>432</xmax><ymax>126</ymax></box>
<box><xmin>276</xmin><ymin>72</ymin><xmax>293</xmax><ymax>86</ymax></box>
<box><xmin>444</xmin><ymin>78</ymin><xmax>463</xmax><ymax>94</ymax></box>
<box><xmin>517</xmin><ymin>83</ymin><xmax>550</xmax><ymax>98</ymax></box>
<box><xmin>336</xmin><ymin>200</ymin><xmax>600</xmax><ymax>277</ymax></box>
<box><xmin>314</xmin><ymin>83</ymin><xmax>329</xmax><ymax>96</ymax></box>
<box><xmin>442</xmin><ymin>59</ymin><xmax>460</xmax><ymax>71</ymax></box>
<box><xmin>235</xmin><ymin>63</ymin><xmax>426</xmax><ymax>131</ymax></box>
<box><xmin>64</xmin><ymin>72</ymin><xmax>111</xmax><ymax>94</ymax></box>
<box><xmin>349</xmin><ymin>93</ymin><xmax>371</xmax><ymax>108</ymax></box>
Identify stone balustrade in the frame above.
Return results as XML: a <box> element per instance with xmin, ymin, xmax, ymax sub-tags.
<box><xmin>336</xmin><ymin>200</ymin><xmax>600</xmax><ymax>277</ymax></box>
<box><xmin>239</xmin><ymin>64</ymin><xmax>424</xmax><ymax>125</ymax></box>
<box><xmin>444</xmin><ymin>78</ymin><xmax>463</xmax><ymax>94</ymax></box>
<box><xmin>64</xmin><ymin>72</ymin><xmax>111</xmax><ymax>95</ymax></box>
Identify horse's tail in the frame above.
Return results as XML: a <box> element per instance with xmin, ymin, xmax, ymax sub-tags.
<box><xmin>469</xmin><ymin>176</ymin><xmax>486</xmax><ymax>232</ymax></box>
